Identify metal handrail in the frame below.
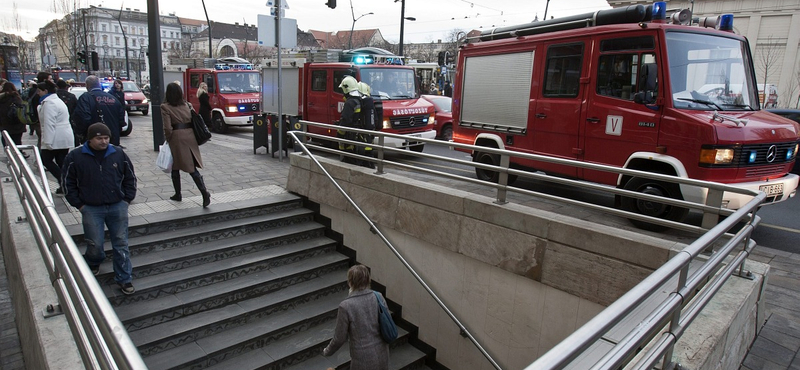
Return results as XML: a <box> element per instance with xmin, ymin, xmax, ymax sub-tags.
<box><xmin>288</xmin><ymin>121</ymin><xmax>765</xmax><ymax>370</ymax></box>
<box><xmin>2</xmin><ymin>131</ymin><xmax>146</xmax><ymax>370</ymax></box>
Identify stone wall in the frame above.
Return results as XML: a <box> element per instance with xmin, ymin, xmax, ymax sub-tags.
<box><xmin>286</xmin><ymin>153</ymin><xmax>768</xmax><ymax>370</ymax></box>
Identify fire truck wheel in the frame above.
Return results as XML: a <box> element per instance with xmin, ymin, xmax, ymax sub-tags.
<box><xmin>621</xmin><ymin>177</ymin><xmax>689</xmax><ymax>231</ymax></box>
<box><xmin>440</xmin><ymin>125</ymin><xmax>453</xmax><ymax>141</ymax></box>
<box><xmin>474</xmin><ymin>151</ymin><xmax>500</xmax><ymax>182</ymax></box>
<box><xmin>212</xmin><ymin>113</ymin><xmax>228</xmax><ymax>134</ymax></box>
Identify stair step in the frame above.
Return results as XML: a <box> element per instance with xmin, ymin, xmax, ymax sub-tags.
<box><xmin>114</xmin><ymin>252</ymin><xmax>350</xmax><ymax>331</ymax></box>
<box><xmin>95</xmin><ymin>221</ymin><xmax>327</xmax><ymax>281</ymax></box>
<box><xmin>126</xmin><ymin>207</ymin><xmax>315</xmax><ymax>254</ymax></box>
<box><xmin>105</xmin><ymin>235</ymin><xmax>336</xmax><ymax>304</ymax></box>
<box><xmin>142</xmin><ymin>291</ymin><xmax>347</xmax><ymax>370</ymax></box>
<box><xmin>129</xmin><ymin>269</ymin><xmax>349</xmax><ymax>356</ymax></box>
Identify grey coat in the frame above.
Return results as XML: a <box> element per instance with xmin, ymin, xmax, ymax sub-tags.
<box><xmin>323</xmin><ymin>289</ymin><xmax>389</xmax><ymax>370</ymax></box>
<box><xmin>161</xmin><ymin>102</ymin><xmax>204</xmax><ymax>172</ymax></box>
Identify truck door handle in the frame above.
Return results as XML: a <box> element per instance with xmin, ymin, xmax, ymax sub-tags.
<box><xmin>586</xmin><ymin>117</ymin><xmax>600</xmax><ymax>123</ymax></box>
<box><xmin>535</xmin><ymin>113</ymin><xmax>547</xmax><ymax>119</ymax></box>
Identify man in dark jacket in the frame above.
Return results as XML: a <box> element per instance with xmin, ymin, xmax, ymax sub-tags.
<box><xmin>74</xmin><ymin>75</ymin><xmax>125</xmax><ymax>145</ymax></box>
<box><xmin>62</xmin><ymin>123</ymin><xmax>137</xmax><ymax>294</ymax></box>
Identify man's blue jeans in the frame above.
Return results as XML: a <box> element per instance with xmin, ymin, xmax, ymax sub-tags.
<box><xmin>81</xmin><ymin>201</ymin><xmax>132</xmax><ymax>284</ymax></box>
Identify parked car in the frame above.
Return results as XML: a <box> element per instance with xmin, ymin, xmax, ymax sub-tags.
<box><xmin>67</xmin><ymin>86</ymin><xmax>132</xmax><ymax>137</ymax></box>
<box><xmin>119</xmin><ymin>81</ymin><xmax>149</xmax><ymax>116</ymax></box>
<box><xmin>420</xmin><ymin>95</ymin><xmax>453</xmax><ymax>141</ymax></box>
<box><xmin>767</xmin><ymin>108</ymin><xmax>800</xmax><ymax>174</ymax></box>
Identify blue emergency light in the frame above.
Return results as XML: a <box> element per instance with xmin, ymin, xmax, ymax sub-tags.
<box><xmin>718</xmin><ymin>14</ymin><xmax>734</xmax><ymax>31</ymax></box>
<box><xmin>652</xmin><ymin>2</ymin><xmax>667</xmax><ymax>21</ymax></box>
<box><xmin>786</xmin><ymin>148</ymin><xmax>795</xmax><ymax>161</ymax></box>
<box><xmin>748</xmin><ymin>151</ymin><xmax>757</xmax><ymax>164</ymax></box>
<box><xmin>353</xmin><ymin>55</ymin><xmax>374</xmax><ymax>64</ymax></box>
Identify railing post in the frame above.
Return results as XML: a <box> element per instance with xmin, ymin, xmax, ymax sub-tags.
<box><xmin>701</xmin><ymin>188</ymin><xmax>724</xmax><ymax>229</ymax></box>
<box><xmin>495</xmin><ymin>152</ymin><xmax>509</xmax><ymax>204</ymax></box>
<box><xmin>375</xmin><ymin>134</ymin><xmax>385</xmax><ymax>174</ymax></box>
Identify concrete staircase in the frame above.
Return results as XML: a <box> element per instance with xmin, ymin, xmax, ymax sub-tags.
<box><xmin>69</xmin><ymin>193</ymin><xmax>440</xmax><ymax>370</ymax></box>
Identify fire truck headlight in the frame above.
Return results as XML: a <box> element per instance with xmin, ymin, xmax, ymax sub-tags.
<box><xmin>382</xmin><ymin>119</ymin><xmax>391</xmax><ymax>130</ymax></box>
<box><xmin>429</xmin><ymin>114</ymin><xmax>436</xmax><ymax>126</ymax></box>
<box><xmin>142</xmin><ymin>98</ymin><xmax>149</xmax><ymax>104</ymax></box>
<box><xmin>226</xmin><ymin>106</ymin><xmax>238</xmax><ymax>113</ymax></box>
<box><xmin>699</xmin><ymin>148</ymin><xmax>734</xmax><ymax>165</ymax></box>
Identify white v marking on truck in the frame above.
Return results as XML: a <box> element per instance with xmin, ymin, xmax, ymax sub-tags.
<box><xmin>606</xmin><ymin>115</ymin><xmax>623</xmax><ymax>136</ymax></box>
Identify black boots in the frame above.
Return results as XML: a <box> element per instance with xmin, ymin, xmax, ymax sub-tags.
<box><xmin>190</xmin><ymin>171</ymin><xmax>211</xmax><ymax>208</ymax></box>
<box><xmin>170</xmin><ymin>171</ymin><xmax>182</xmax><ymax>201</ymax></box>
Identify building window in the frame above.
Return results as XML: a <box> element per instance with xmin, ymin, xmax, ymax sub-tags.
<box><xmin>101</xmin><ymin>24</ymin><xmax>107</xmax><ymax>32</ymax></box>
<box><xmin>162</xmin><ymin>30</ymin><xmax>166</xmax><ymax>37</ymax></box>
<box><xmin>115</xmin><ymin>25</ymin><xmax>119</xmax><ymax>33</ymax></box>
<box><xmin>115</xmin><ymin>36</ymin><xmax>120</xmax><ymax>46</ymax></box>
<box><xmin>102</xmin><ymin>35</ymin><xmax>108</xmax><ymax>44</ymax></box>
<box><xmin>116</xmin><ymin>50</ymin><xmax>121</xmax><ymax>57</ymax></box>
<box><xmin>132</xmin><ymin>39</ymin><xmax>137</xmax><ymax>47</ymax></box>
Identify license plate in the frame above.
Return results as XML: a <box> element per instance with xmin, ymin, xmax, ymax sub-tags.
<box><xmin>129</xmin><ymin>106</ymin><xmax>137</xmax><ymax>111</ymax></box>
<box><xmin>759</xmin><ymin>183</ymin><xmax>783</xmax><ymax>196</ymax></box>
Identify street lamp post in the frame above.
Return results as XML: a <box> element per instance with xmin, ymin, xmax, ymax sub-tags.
<box><xmin>395</xmin><ymin>0</ymin><xmax>415</xmax><ymax>56</ymax></box>
<box><xmin>348</xmin><ymin>6</ymin><xmax>373</xmax><ymax>50</ymax></box>
<box><xmin>81</xmin><ymin>9</ymin><xmax>90</xmax><ymax>73</ymax></box>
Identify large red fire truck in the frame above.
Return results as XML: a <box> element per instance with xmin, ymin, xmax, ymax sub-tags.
<box><xmin>261</xmin><ymin>48</ymin><xmax>436</xmax><ymax>151</ymax></box>
<box><xmin>164</xmin><ymin>57</ymin><xmax>261</xmax><ymax>133</ymax></box>
<box><xmin>452</xmin><ymin>2</ymin><xmax>800</xmax><ymax>228</ymax></box>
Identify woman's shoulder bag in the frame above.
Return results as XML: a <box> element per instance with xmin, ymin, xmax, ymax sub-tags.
<box><xmin>187</xmin><ymin>103</ymin><xmax>211</xmax><ymax>145</ymax></box>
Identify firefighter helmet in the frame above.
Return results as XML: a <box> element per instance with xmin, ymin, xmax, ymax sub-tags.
<box><xmin>357</xmin><ymin>82</ymin><xmax>371</xmax><ymax>95</ymax></box>
<box><xmin>339</xmin><ymin>76</ymin><xmax>359</xmax><ymax>95</ymax></box>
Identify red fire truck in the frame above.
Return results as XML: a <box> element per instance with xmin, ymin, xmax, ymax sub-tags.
<box><xmin>164</xmin><ymin>57</ymin><xmax>261</xmax><ymax>133</ymax></box>
<box><xmin>452</xmin><ymin>2</ymin><xmax>800</xmax><ymax>228</ymax></box>
<box><xmin>261</xmin><ymin>48</ymin><xmax>436</xmax><ymax>151</ymax></box>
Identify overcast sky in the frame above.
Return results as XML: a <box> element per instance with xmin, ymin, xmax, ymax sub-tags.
<box><xmin>2</xmin><ymin>0</ymin><xmax>611</xmax><ymax>43</ymax></box>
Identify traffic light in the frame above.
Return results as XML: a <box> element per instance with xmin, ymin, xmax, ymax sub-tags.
<box><xmin>437</xmin><ymin>51</ymin><xmax>444</xmax><ymax>66</ymax></box>
<box><xmin>445</xmin><ymin>51</ymin><xmax>454</xmax><ymax>66</ymax></box>
<box><xmin>91</xmin><ymin>51</ymin><xmax>99</xmax><ymax>71</ymax></box>
<box><xmin>77</xmin><ymin>51</ymin><xmax>86</xmax><ymax>64</ymax></box>
<box><xmin>326</xmin><ymin>0</ymin><xmax>336</xmax><ymax>8</ymax></box>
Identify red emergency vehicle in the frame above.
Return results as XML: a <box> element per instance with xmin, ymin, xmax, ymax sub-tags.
<box><xmin>452</xmin><ymin>2</ymin><xmax>800</xmax><ymax>228</ymax></box>
<box><xmin>165</xmin><ymin>57</ymin><xmax>261</xmax><ymax>133</ymax></box>
<box><xmin>261</xmin><ymin>48</ymin><xmax>436</xmax><ymax>151</ymax></box>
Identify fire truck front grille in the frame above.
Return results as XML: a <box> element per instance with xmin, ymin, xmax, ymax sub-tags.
<box><xmin>390</xmin><ymin>115</ymin><xmax>429</xmax><ymax>129</ymax></box>
<box><xmin>734</xmin><ymin>142</ymin><xmax>797</xmax><ymax>167</ymax></box>
<box><xmin>745</xmin><ymin>164</ymin><xmax>788</xmax><ymax>178</ymax></box>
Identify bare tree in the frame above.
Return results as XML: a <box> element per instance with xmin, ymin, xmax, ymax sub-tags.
<box><xmin>48</xmin><ymin>0</ymin><xmax>88</xmax><ymax>72</ymax></box>
<box><xmin>755</xmin><ymin>35</ymin><xmax>784</xmax><ymax>107</ymax></box>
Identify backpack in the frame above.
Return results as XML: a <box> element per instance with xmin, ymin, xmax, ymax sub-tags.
<box><xmin>7</xmin><ymin>101</ymin><xmax>33</xmax><ymax>126</ymax></box>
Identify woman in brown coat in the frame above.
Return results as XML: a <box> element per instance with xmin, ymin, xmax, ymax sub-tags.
<box><xmin>161</xmin><ymin>82</ymin><xmax>211</xmax><ymax>207</ymax></box>
<box><xmin>322</xmin><ymin>265</ymin><xmax>389</xmax><ymax>370</ymax></box>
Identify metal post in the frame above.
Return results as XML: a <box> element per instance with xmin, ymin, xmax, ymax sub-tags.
<box><xmin>398</xmin><ymin>0</ymin><xmax>405</xmax><ymax>56</ymax></box>
<box><xmin>147</xmin><ymin>0</ymin><xmax>165</xmax><ymax>150</ymax></box>
<box><xmin>201</xmin><ymin>0</ymin><xmax>213</xmax><ymax>58</ymax></box>
<box><xmin>82</xmin><ymin>10</ymin><xmax>90</xmax><ymax>73</ymax></box>
<box><xmin>118</xmin><ymin>6</ymin><xmax>130</xmax><ymax>79</ymax></box>
<box><xmin>275</xmin><ymin>0</ymin><xmax>283</xmax><ymax>160</ymax></box>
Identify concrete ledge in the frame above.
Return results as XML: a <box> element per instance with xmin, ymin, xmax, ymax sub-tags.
<box><xmin>1</xmin><ymin>179</ymin><xmax>84</xmax><ymax>370</ymax></box>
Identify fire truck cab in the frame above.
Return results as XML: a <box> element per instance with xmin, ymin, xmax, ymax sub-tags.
<box><xmin>262</xmin><ymin>48</ymin><xmax>436</xmax><ymax>151</ymax></box>
<box><xmin>168</xmin><ymin>58</ymin><xmax>261</xmax><ymax>133</ymax></box>
<box><xmin>452</xmin><ymin>2</ymin><xmax>800</xmax><ymax>229</ymax></box>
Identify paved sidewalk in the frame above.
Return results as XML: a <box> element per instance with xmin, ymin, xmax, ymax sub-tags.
<box><xmin>1</xmin><ymin>118</ymin><xmax>798</xmax><ymax>369</ymax></box>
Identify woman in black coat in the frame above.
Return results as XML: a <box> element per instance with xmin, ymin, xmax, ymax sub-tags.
<box><xmin>197</xmin><ymin>82</ymin><xmax>212</xmax><ymax>127</ymax></box>
<box><xmin>109</xmin><ymin>79</ymin><xmax>125</xmax><ymax>105</ymax></box>
<box><xmin>0</xmin><ymin>82</ymin><xmax>28</xmax><ymax>148</ymax></box>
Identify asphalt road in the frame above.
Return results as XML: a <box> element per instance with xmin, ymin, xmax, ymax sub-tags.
<box><xmin>129</xmin><ymin>113</ymin><xmax>799</xmax><ymax>253</ymax></box>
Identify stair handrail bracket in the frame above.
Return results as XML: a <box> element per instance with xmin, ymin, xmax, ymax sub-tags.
<box><xmin>2</xmin><ymin>131</ymin><xmax>147</xmax><ymax>370</ymax></box>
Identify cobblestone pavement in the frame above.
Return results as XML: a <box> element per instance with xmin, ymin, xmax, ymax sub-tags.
<box><xmin>1</xmin><ymin>117</ymin><xmax>798</xmax><ymax>369</ymax></box>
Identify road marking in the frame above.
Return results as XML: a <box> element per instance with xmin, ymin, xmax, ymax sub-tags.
<box><xmin>759</xmin><ymin>223</ymin><xmax>800</xmax><ymax>234</ymax></box>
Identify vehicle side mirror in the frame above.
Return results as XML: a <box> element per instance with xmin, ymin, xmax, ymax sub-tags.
<box><xmin>635</xmin><ymin>63</ymin><xmax>658</xmax><ymax>106</ymax></box>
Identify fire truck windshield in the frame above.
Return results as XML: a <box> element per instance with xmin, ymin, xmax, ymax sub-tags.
<box><xmin>218</xmin><ymin>72</ymin><xmax>261</xmax><ymax>94</ymax></box>
<box><xmin>667</xmin><ymin>32</ymin><xmax>757</xmax><ymax>111</ymax></box>
<box><xmin>359</xmin><ymin>68</ymin><xmax>417</xmax><ymax>100</ymax></box>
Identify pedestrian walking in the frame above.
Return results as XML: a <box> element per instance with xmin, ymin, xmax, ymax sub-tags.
<box><xmin>74</xmin><ymin>75</ymin><xmax>125</xmax><ymax>146</ymax></box>
<box><xmin>0</xmin><ymin>82</ymin><xmax>28</xmax><ymax>150</ymax></box>
<box><xmin>161</xmin><ymin>82</ymin><xmax>211</xmax><ymax>208</ymax></box>
<box><xmin>36</xmin><ymin>80</ymin><xmax>74</xmax><ymax>194</ymax></box>
<box><xmin>197</xmin><ymin>82</ymin><xmax>212</xmax><ymax>126</ymax></box>
<box><xmin>322</xmin><ymin>264</ymin><xmax>389</xmax><ymax>370</ymax></box>
<box><xmin>62</xmin><ymin>123</ymin><xmax>137</xmax><ymax>294</ymax></box>
<box><xmin>55</xmin><ymin>79</ymin><xmax>80</xmax><ymax>146</ymax></box>
<box><xmin>109</xmin><ymin>79</ymin><xmax>125</xmax><ymax>106</ymax></box>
